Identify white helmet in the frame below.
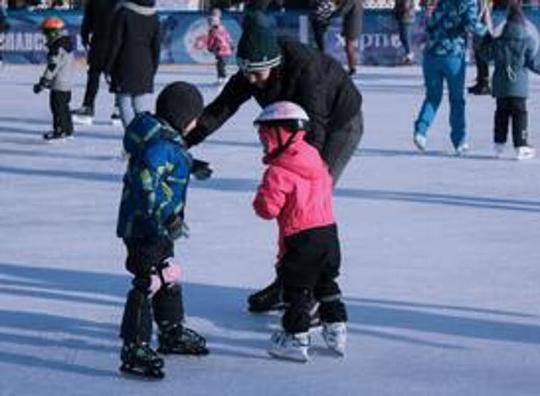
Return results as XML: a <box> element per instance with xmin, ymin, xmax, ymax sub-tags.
<box><xmin>254</xmin><ymin>101</ymin><xmax>311</xmax><ymax>131</ymax></box>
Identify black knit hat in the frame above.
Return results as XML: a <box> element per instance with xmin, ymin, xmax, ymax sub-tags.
<box><xmin>156</xmin><ymin>81</ymin><xmax>204</xmax><ymax>133</ymax></box>
<box><xmin>236</xmin><ymin>12</ymin><xmax>281</xmax><ymax>72</ymax></box>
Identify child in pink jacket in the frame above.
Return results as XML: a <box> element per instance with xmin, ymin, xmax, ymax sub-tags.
<box><xmin>252</xmin><ymin>101</ymin><xmax>348</xmax><ymax>362</ymax></box>
<box><xmin>206</xmin><ymin>8</ymin><xmax>233</xmax><ymax>84</ymax></box>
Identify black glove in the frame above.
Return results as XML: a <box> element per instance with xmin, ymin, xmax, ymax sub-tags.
<box><xmin>164</xmin><ymin>213</ymin><xmax>188</xmax><ymax>240</ymax></box>
<box><xmin>33</xmin><ymin>83</ymin><xmax>43</xmax><ymax>94</ymax></box>
<box><xmin>191</xmin><ymin>158</ymin><xmax>213</xmax><ymax>180</ymax></box>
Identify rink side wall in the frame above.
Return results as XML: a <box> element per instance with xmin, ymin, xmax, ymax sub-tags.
<box><xmin>0</xmin><ymin>9</ymin><xmax>538</xmax><ymax>66</ymax></box>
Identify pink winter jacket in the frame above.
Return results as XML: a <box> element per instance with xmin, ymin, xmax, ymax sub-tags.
<box><xmin>206</xmin><ymin>24</ymin><xmax>233</xmax><ymax>57</ymax></box>
<box><xmin>253</xmin><ymin>128</ymin><xmax>335</xmax><ymax>258</ymax></box>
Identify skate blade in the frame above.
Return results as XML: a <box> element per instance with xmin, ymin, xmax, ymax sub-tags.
<box><xmin>157</xmin><ymin>345</ymin><xmax>209</xmax><ymax>356</ymax></box>
<box><xmin>119</xmin><ymin>364</ymin><xmax>164</xmax><ymax>380</ymax></box>
<box><xmin>72</xmin><ymin>115</ymin><xmax>93</xmax><ymax>125</ymax></box>
<box><xmin>111</xmin><ymin>119</ymin><xmax>122</xmax><ymax>127</ymax></box>
<box><xmin>268</xmin><ymin>348</ymin><xmax>311</xmax><ymax>363</ymax></box>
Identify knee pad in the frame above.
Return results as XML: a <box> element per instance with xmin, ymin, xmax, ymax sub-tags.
<box><xmin>149</xmin><ymin>257</ymin><xmax>181</xmax><ymax>297</ymax></box>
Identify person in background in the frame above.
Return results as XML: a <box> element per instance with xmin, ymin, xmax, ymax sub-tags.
<box><xmin>72</xmin><ymin>0</ymin><xmax>120</xmax><ymax>126</ymax></box>
<box><xmin>334</xmin><ymin>0</ymin><xmax>363</xmax><ymax>75</ymax></box>
<box><xmin>0</xmin><ymin>3</ymin><xmax>9</xmax><ymax>69</ymax></box>
<box><xmin>206</xmin><ymin>8</ymin><xmax>234</xmax><ymax>84</ymax></box>
<box><xmin>105</xmin><ymin>0</ymin><xmax>160</xmax><ymax>129</ymax></box>
<box><xmin>33</xmin><ymin>16</ymin><xmax>75</xmax><ymax>141</ymax></box>
<box><xmin>479</xmin><ymin>0</ymin><xmax>538</xmax><ymax>160</ymax></box>
<box><xmin>413</xmin><ymin>0</ymin><xmax>488</xmax><ymax>154</ymax></box>
<box><xmin>393</xmin><ymin>0</ymin><xmax>416</xmax><ymax>64</ymax></box>
<box><xmin>310</xmin><ymin>0</ymin><xmax>336</xmax><ymax>52</ymax></box>
<box><xmin>468</xmin><ymin>0</ymin><xmax>493</xmax><ymax>95</ymax></box>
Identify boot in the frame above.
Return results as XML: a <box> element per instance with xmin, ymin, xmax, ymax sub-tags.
<box><xmin>467</xmin><ymin>82</ymin><xmax>491</xmax><ymax>95</ymax></box>
<box><xmin>119</xmin><ymin>342</ymin><xmax>164</xmax><ymax>379</ymax></box>
<box><xmin>157</xmin><ymin>323</ymin><xmax>209</xmax><ymax>355</ymax></box>
<box><xmin>247</xmin><ymin>278</ymin><xmax>286</xmax><ymax>313</ymax></box>
<box><xmin>268</xmin><ymin>330</ymin><xmax>311</xmax><ymax>362</ymax></box>
<box><xmin>322</xmin><ymin>322</ymin><xmax>347</xmax><ymax>356</ymax></box>
<box><xmin>71</xmin><ymin>105</ymin><xmax>94</xmax><ymax>125</ymax></box>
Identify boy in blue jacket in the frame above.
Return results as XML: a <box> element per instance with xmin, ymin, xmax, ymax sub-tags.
<box><xmin>117</xmin><ymin>81</ymin><xmax>210</xmax><ymax>379</ymax></box>
<box><xmin>480</xmin><ymin>0</ymin><xmax>539</xmax><ymax>160</ymax></box>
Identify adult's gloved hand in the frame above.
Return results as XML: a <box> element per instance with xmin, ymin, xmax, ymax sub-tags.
<box><xmin>191</xmin><ymin>158</ymin><xmax>213</xmax><ymax>180</ymax></box>
<box><xmin>33</xmin><ymin>83</ymin><xmax>43</xmax><ymax>94</ymax></box>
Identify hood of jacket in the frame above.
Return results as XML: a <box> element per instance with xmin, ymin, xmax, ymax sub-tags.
<box><xmin>260</xmin><ymin>126</ymin><xmax>323</xmax><ymax>180</ymax></box>
<box><xmin>123</xmin><ymin>112</ymin><xmax>182</xmax><ymax>157</ymax></box>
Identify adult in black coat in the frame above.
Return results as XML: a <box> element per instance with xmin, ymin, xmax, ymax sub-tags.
<box><xmin>186</xmin><ymin>13</ymin><xmax>363</xmax><ymax>183</ymax></box>
<box><xmin>186</xmin><ymin>13</ymin><xmax>363</xmax><ymax>313</ymax></box>
<box><xmin>72</xmin><ymin>0</ymin><xmax>119</xmax><ymax>124</ymax></box>
<box><xmin>105</xmin><ymin>0</ymin><xmax>160</xmax><ymax>128</ymax></box>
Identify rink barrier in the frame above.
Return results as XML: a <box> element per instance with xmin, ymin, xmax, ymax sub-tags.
<box><xmin>0</xmin><ymin>9</ymin><xmax>538</xmax><ymax>66</ymax></box>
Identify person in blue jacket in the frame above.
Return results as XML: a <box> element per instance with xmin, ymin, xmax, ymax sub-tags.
<box><xmin>479</xmin><ymin>0</ymin><xmax>538</xmax><ymax>160</ymax></box>
<box><xmin>116</xmin><ymin>81</ymin><xmax>210</xmax><ymax>379</ymax></box>
<box><xmin>414</xmin><ymin>0</ymin><xmax>488</xmax><ymax>154</ymax></box>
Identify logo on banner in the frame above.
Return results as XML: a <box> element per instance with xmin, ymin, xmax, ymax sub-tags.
<box><xmin>184</xmin><ymin>17</ymin><xmax>213</xmax><ymax>64</ymax></box>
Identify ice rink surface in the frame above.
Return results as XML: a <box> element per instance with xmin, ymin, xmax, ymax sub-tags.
<box><xmin>0</xmin><ymin>64</ymin><xmax>539</xmax><ymax>396</ymax></box>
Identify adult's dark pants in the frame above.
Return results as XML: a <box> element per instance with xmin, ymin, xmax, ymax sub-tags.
<box><xmin>278</xmin><ymin>224</ymin><xmax>348</xmax><ymax>334</ymax></box>
<box><xmin>397</xmin><ymin>21</ymin><xmax>412</xmax><ymax>54</ymax></box>
<box><xmin>50</xmin><ymin>90</ymin><xmax>73</xmax><ymax>134</ymax></box>
<box><xmin>322</xmin><ymin>110</ymin><xmax>364</xmax><ymax>185</ymax></box>
<box><xmin>473</xmin><ymin>37</ymin><xmax>489</xmax><ymax>86</ymax></box>
<box><xmin>311</xmin><ymin>19</ymin><xmax>328</xmax><ymax>52</ymax></box>
<box><xmin>120</xmin><ymin>237</ymin><xmax>184</xmax><ymax>344</ymax></box>
<box><xmin>216</xmin><ymin>55</ymin><xmax>227</xmax><ymax>79</ymax></box>
<box><xmin>494</xmin><ymin>97</ymin><xmax>529</xmax><ymax>147</ymax></box>
<box><xmin>82</xmin><ymin>64</ymin><xmax>102</xmax><ymax>109</ymax></box>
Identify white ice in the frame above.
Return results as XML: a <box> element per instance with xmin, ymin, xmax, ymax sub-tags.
<box><xmin>0</xmin><ymin>64</ymin><xmax>539</xmax><ymax>396</ymax></box>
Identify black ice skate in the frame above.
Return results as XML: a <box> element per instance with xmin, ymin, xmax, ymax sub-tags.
<box><xmin>120</xmin><ymin>342</ymin><xmax>165</xmax><ymax>379</ymax></box>
<box><xmin>43</xmin><ymin>130</ymin><xmax>71</xmax><ymax>141</ymax></box>
<box><xmin>157</xmin><ymin>323</ymin><xmax>209</xmax><ymax>356</ymax></box>
<box><xmin>110</xmin><ymin>107</ymin><xmax>122</xmax><ymax>126</ymax></box>
<box><xmin>467</xmin><ymin>83</ymin><xmax>491</xmax><ymax>96</ymax></box>
<box><xmin>247</xmin><ymin>279</ymin><xmax>286</xmax><ymax>313</ymax></box>
<box><xmin>71</xmin><ymin>105</ymin><xmax>94</xmax><ymax>125</ymax></box>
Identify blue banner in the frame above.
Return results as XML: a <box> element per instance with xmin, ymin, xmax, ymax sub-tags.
<box><xmin>1</xmin><ymin>9</ymin><xmax>540</xmax><ymax>65</ymax></box>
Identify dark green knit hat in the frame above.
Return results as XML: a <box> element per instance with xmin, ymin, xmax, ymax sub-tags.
<box><xmin>236</xmin><ymin>12</ymin><xmax>281</xmax><ymax>72</ymax></box>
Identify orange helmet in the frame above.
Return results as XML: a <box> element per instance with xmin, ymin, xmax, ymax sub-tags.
<box><xmin>41</xmin><ymin>16</ymin><xmax>65</xmax><ymax>32</ymax></box>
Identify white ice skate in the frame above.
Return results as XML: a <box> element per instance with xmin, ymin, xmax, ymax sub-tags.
<box><xmin>72</xmin><ymin>114</ymin><xmax>93</xmax><ymax>125</ymax></box>
<box><xmin>413</xmin><ymin>133</ymin><xmax>427</xmax><ymax>152</ymax></box>
<box><xmin>268</xmin><ymin>331</ymin><xmax>311</xmax><ymax>363</ymax></box>
<box><xmin>494</xmin><ymin>143</ymin><xmax>505</xmax><ymax>158</ymax></box>
<box><xmin>322</xmin><ymin>322</ymin><xmax>347</xmax><ymax>356</ymax></box>
<box><xmin>454</xmin><ymin>141</ymin><xmax>470</xmax><ymax>156</ymax></box>
<box><xmin>516</xmin><ymin>146</ymin><xmax>536</xmax><ymax>160</ymax></box>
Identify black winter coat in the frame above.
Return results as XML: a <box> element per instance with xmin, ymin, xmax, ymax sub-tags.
<box><xmin>105</xmin><ymin>1</ymin><xmax>160</xmax><ymax>95</ymax></box>
<box><xmin>81</xmin><ymin>0</ymin><xmax>118</xmax><ymax>69</ymax></box>
<box><xmin>185</xmin><ymin>38</ymin><xmax>362</xmax><ymax>150</ymax></box>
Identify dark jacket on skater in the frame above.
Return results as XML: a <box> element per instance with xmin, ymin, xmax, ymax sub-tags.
<box><xmin>480</xmin><ymin>14</ymin><xmax>540</xmax><ymax>98</ymax></box>
<box><xmin>185</xmin><ymin>38</ymin><xmax>362</xmax><ymax>155</ymax></box>
<box><xmin>81</xmin><ymin>0</ymin><xmax>118</xmax><ymax>70</ymax></box>
<box><xmin>105</xmin><ymin>0</ymin><xmax>160</xmax><ymax>95</ymax></box>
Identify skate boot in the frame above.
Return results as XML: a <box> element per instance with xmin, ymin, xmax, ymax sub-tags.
<box><xmin>43</xmin><ymin>130</ymin><xmax>69</xmax><ymax>141</ymax></box>
<box><xmin>268</xmin><ymin>330</ymin><xmax>311</xmax><ymax>362</ymax></box>
<box><xmin>119</xmin><ymin>342</ymin><xmax>164</xmax><ymax>379</ymax></box>
<box><xmin>413</xmin><ymin>133</ymin><xmax>427</xmax><ymax>152</ymax></box>
<box><xmin>467</xmin><ymin>83</ymin><xmax>491</xmax><ymax>95</ymax></box>
<box><xmin>494</xmin><ymin>143</ymin><xmax>505</xmax><ymax>158</ymax></box>
<box><xmin>247</xmin><ymin>279</ymin><xmax>286</xmax><ymax>313</ymax></box>
<box><xmin>110</xmin><ymin>107</ymin><xmax>122</xmax><ymax>126</ymax></box>
<box><xmin>516</xmin><ymin>145</ymin><xmax>536</xmax><ymax>160</ymax></box>
<box><xmin>157</xmin><ymin>323</ymin><xmax>209</xmax><ymax>355</ymax></box>
<box><xmin>322</xmin><ymin>322</ymin><xmax>347</xmax><ymax>356</ymax></box>
<box><xmin>71</xmin><ymin>105</ymin><xmax>94</xmax><ymax>125</ymax></box>
<box><xmin>454</xmin><ymin>141</ymin><xmax>470</xmax><ymax>156</ymax></box>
